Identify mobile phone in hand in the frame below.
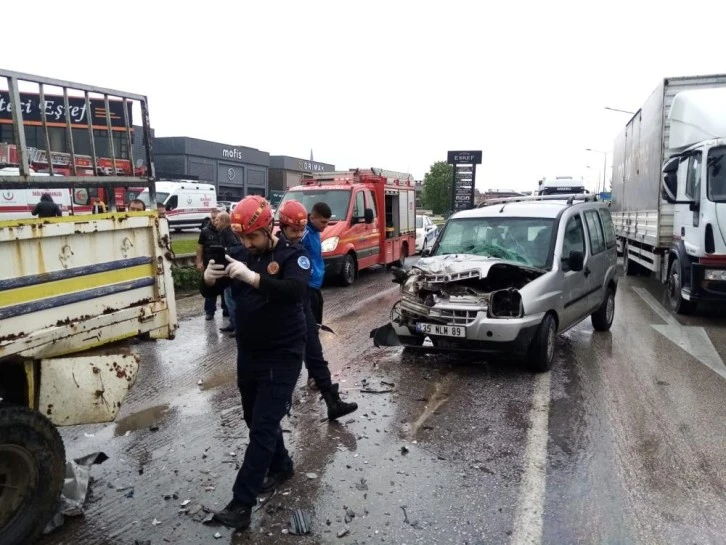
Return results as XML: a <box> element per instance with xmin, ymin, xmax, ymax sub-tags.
<box><xmin>209</xmin><ymin>245</ymin><xmax>227</xmax><ymax>265</ymax></box>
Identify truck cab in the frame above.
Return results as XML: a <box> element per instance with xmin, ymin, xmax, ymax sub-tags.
<box><xmin>277</xmin><ymin>168</ymin><xmax>416</xmax><ymax>285</ymax></box>
<box><xmin>662</xmin><ymin>89</ymin><xmax>726</xmax><ymax>312</ymax></box>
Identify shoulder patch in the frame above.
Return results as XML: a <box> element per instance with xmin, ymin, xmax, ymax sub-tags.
<box><xmin>297</xmin><ymin>256</ymin><xmax>311</xmax><ymax>270</ymax></box>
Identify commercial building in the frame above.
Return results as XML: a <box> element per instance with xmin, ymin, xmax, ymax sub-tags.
<box><xmin>153</xmin><ymin>137</ymin><xmax>270</xmax><ymax>201</ymax></box>
<box><xmin>268</xmin><ymin>155</ymin><xmax>335</xmax><ymax>204</ymax></box>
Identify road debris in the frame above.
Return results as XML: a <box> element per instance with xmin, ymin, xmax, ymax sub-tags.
<box><xmin>337</xmin><ymin>528</ymin><xmax>350</xmax><ymax>538</ymax></box>
<box><xmin>401</xmin><ymin>445</ymin><xmax>409</xmax><ymax>455</ymax></box>
<box><xmin>289</xmin><ymin>509</ymin><xmax>312</xmax><ymax>535</ymax></box>
<box><xmin>214</xmin><ymin>531</ymin><xmax>222</xmax><ymax>539</ymax></box>
<box><xmin>152</xmin><ymin>518</ymin><xmax>162</xmax><ymax>526</ymax></box>
<box><xmin>306</xmin><ymin>472</ymin><xmax>318</xmax><ymax>480</ymax></box>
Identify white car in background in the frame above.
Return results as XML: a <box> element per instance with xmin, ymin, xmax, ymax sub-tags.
<box><xmin>416</xmin><ymin>214</ymin><xmax>438</xmax><ymax>253</ymax></box>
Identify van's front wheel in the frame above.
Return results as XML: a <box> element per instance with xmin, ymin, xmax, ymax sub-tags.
<box><xmin>339</xmin><ymin>254</ymin><xmax>357</xmax><ymax>286</ymax></box>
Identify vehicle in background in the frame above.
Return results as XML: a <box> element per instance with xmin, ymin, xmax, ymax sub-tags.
<box><xmin>217</xmin><ymin>200</ymin><xmax>234</xmax><ymax>213</ymax></box>
<box><xmin>416</xmin><ymin>214</ymin><xmax>438</xmax><ymax>253</ymax></box>
<box><xmin>371</xmin><ymin>194</ymin><xmax>619</xmax><ymax>372</ymax></box>
<box><xmin>611</xmin><ymin>74</ymin><xmax>726</xmax><ymax>314</ymax></box>
<box><xmin>537</xmin><ymin>176</ymin><xmax>588</xmax><ymax>196</ymax></box>
<box><xmin>278</xmin><ymin>168</ymin><xmax>416</xmax><ymax>285</ymax></box>
<box><xmin>137</xmin><ymin>180</ymin><xmax>217</xmax><ymax>231</ymax></box>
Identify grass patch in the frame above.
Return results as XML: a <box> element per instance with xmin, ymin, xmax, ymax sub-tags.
<box><xmin>172</xmin><ymin>266</ymin><xmax>202</xmax><ymax>291</ymax></box>
<box><xmin>172</xmin><ymin>239</ymin><xmax>197</xmax><ymax>255</ymax></box>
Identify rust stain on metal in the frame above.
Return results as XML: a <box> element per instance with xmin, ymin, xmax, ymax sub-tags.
<box><xmin>92</xmin><ymin>366</ymin><xmax>100</xmax><ymax>374</ymax></box>
<box><xmin>102</xmin><ymin>307</ymin><xmax>118</xmax><ymax>315</ymax></box>
<box><xmin>0</xmin><ymin>331</ymin><xmax>26</xmax><ymax>343</ymax></box>
<box><xmin>47</xmin><ymin>404</ymin><xmax>53</xmax><ymax>415</ymax></box>
<box><xmin>94</xmin><ymin>389</ymin><xmax>105</xmax><ymax>398</ymax></box>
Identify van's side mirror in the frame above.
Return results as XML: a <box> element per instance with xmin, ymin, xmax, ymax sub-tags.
<box><xmin>662</xmin><ymin>156</ymin><xmax>680</xmax><ymax>204</ymax></box>
<box><xmin>364</xmin><ymin>208</ymin><xmax>374</xmax><ymax>224</ymax></box>
<box><xmin>568</xmin><ymin>250</ymin><xmax>584</xmax><ymax>272</ymax></box>
<box><xmin>421</xmin><ymin>248</ymin><xmax>432</xmax><ymax>257</ymax></box>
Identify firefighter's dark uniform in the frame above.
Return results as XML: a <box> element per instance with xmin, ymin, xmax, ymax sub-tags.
<box><xmin>200</xmin><ymin>237</ymin><xmax>310</xmax><ymax>507</ymax></box>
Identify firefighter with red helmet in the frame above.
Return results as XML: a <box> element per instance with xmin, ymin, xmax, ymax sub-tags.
<box><xmin>277</xmin><ymin>200</ymin><xmax>358</xmax><ymax>421</ymax></box>
<box><xmin>201</xmin><ymin>195</ymin><xmax>310</xmax><ymax>531</ymax></box>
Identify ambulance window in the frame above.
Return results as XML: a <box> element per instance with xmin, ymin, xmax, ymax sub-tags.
<box><xmin>166</xmin><ymin>195</ymin><xmax>178</xmax><ymax>210</ymax></box>
<box><xmin>354</xmin><ymin>191</ymin><xmax>365</xmax><ymax>218</ymax></box>
<box><xmin>365</xmin><ymin>190</ymin><xmax>377</xmax><ymax>219</ymax></box>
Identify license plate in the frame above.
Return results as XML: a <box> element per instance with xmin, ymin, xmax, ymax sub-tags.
<box><xmin>416</xmin><ymin>323</ymin><xmax>466</xmax><ymax>338</ymax></box>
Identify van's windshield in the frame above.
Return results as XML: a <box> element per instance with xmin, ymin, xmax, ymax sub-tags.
<box><xmin>278</xmin><ymin>189</ymin><xmax>351</xmax><ymax>222</ymax></box>
<box><xmin>138</xmin><ymin>192</ymin><xmax>170</xmax><ymax>206</ymax></box>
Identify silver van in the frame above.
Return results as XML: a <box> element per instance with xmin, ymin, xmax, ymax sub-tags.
<box><xmin>371</xmin><ymin>195</ymin><xmax>619</xmax><ymax>371</ymax></box>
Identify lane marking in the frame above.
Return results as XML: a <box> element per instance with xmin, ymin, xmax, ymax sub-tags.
<box><xmin>632</xmin><ymin>287</ymin><xmax>726</xmax><ymax>380</ymax></box>
<box><xmin>510</xmin><ymin>371</ymin><xmax>552</xmax><ymax>545</ymax></box>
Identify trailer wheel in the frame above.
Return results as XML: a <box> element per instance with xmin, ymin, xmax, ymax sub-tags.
<box><xmin>0</xmin><ymin>404</ymin><xmax>65</xmax><ymax>545</ymax></box>
<box><xmin>667</xmin><ymin>257</ymin><xmax>695</xmax><ymax>315</ymax></box>
<box><xmin>339</xmin><ymin>253</ymin><xmax>357</xmax><ymax>286</ymax></box>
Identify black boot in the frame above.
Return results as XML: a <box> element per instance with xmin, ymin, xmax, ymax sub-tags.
<box><xmin>260</xmin><ymin>467</ymin><xmax>295</xmax><ymax>493</ymax></box>
<box><xmin>213</xmin><ymin>498</ymin><xmax>252</xmax><ymax>530</ymax></box>
<box><xmin>321</xmin><ymin>384</ymin><xmax>358</xmax><ymax>421</ymax></box>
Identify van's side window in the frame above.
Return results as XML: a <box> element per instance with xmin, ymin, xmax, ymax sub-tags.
<box><xmin>166</xmin><ymin>195</ymin><xmax>178</xmax><ymax>210</ymax></box>
<box><xmin>354</xmin><ymin>191</ymin><xmax>365</xmax><ymax>219</ymax></box>
<box><xmin>561</xmin><ymin>214</ymin><xmax>585</xmax><ymax>271</ymax></box>
<box><xmin>364</xmin><ymin>189</ymin><xmax>377</xmax><ymax>219</ymax></box>
<box><xmin>598</xmin><ymin>209</ymin><xmax>616</xmax><ymax>249</ymax></box>
<box><xmin>584</xmin><ymin>210</ymin><xmax>606</xmax><ymax>255</ymax></box>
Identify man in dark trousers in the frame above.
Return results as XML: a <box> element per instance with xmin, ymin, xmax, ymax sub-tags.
<box><xmin>196</xmin><ymin>207</ymin><xmax>228</xmax><ymax>320</ymax></box>
<box><xmin>201</xmin><ymin>195</ymin><xmax>309</xmax><ymax>531</ymax></box>
<box><xmin>31</xmin><ymin>193</ymin><xmax>62</xmax><ymax>218</ymax></box>
<box><xmin>277</xmin><ymin>199</ymin><xmax>357</xmax><ymax>421</ymax></box>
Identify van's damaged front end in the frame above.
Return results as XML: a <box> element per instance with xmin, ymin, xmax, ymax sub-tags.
<box><xmin>371</xmin><ymin>255</ymin><xmax>548</xmax><ymax>355</ymax></box>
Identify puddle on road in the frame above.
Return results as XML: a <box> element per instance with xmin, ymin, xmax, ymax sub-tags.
<box><xmin>405</xmin><ymin>374</ymin><xmax>453</xmax><ymax>439</ymax></box>
<box><xmin>114</xmin><ymin>404</ymin><xmax>171</xmax><ymax>436</ymax></box>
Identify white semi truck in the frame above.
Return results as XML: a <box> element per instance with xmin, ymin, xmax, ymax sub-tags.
<box><xmin>611</xmin><ymin>74</ymin><xmax>726</xmax><ymax>314</ymax></box>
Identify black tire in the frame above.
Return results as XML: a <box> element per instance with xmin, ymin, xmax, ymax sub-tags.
<box><xmin>392</xmin><ymin>243</ymin><xmax>410</xmax><ymax>268</ymax></box>
<box><xmin>527</xmin><ymin>313</ymin><xmax>557</xmax><ymax>372</ymax></box>
<box><xmin>339</xmin><ymin>253</ymin><xmax>356</xmax><ymax>286</ymax></box>
<box><xmin>591</xmin><ymin>287</ymin><xmax>615</xmax><ymax>331</ymax></box>
<box><xmin>667</xmin><ymin>257</ymin><xmax>696</xmax><ymax>315</ymax></box>
<box><xmin>0</xmin><ymin>404</ymin><xmax>65</xmax><ymax>545</ymax></box>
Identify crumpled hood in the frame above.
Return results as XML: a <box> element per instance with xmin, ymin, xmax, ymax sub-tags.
<box><xmin>414</xmin><ymin>254</ymin><xmax>544</xmax><ymax>277</ymax></box>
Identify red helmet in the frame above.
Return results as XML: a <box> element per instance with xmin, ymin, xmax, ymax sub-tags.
<box><xmin>231</xmin><ymin>195</ymin><xmax>273</xmax><ymax>235</ymax></box>
<box><xmin>278</xmin><ymin>200</ymin><xmax>308</xmax><ymax>228</ymax></box>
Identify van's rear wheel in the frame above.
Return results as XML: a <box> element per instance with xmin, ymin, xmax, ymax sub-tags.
<box><xmin>0</xmin><ymin>405</ymin><xmax>65</xmax><ymax>545</ymax></box>
<box><xmin>339</xmin><ymin>254</ymin><xmax>357</xmax><ymax>286</ymax></box>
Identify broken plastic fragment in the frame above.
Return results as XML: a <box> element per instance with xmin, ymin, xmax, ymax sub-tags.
<box><xmin>306</xmin><ymin>472</ymin><xmax>318</xmax><ymax>480</ymax></box>
<box><xmin>288</xmin><ymin>509</ymin><xmax>312</xmax><ymax>535</ymax></box>
<box><xmin>198</xmin><ymin>379</ymin><xmax>204</xmax><ymax>385</ymax></box>
<box><xmin>181</xmin><ymin>499</ymin><xmax>191</xmax><ymax>507</ymax></box>
<box><xmin>152</xmin><ymin>518</ymin><xmax>162</xmax><ymax>526</ymax></box>
<box><xmin>214</xmin><ymin>531</ymin><xmax>222</xmax><ymax>539</ymax></box>
<box><xmin>337</xmin><ymin>528</ymin><xmax>350</xmax><ymax>538</ymax></box>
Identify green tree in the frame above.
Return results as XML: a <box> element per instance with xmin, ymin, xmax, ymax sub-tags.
<box><xmin>422</xmin><ymin>161</ymin><xmax>453</xmax><ymax>214</ymax></box>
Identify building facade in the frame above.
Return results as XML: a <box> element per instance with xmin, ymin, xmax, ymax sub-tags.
<box><xmin>153</xmin><ymin>137</ymin><xmax>270</xmax><ymax>201</ymax></box>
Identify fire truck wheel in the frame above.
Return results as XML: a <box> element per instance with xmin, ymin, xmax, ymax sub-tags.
<box><xmin>0</xmin><ymin>404</ymin><xmax>66</xmax><ymax>545</ymax></box>
<box><xmin>340</xmin><ymin>253</ymin><xmax>357</xmax><ymax>286</ymax></box>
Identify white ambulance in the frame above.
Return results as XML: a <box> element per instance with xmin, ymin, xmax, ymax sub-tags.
<box><xmin>0</xmin><ymin>167</ymin><xmax>72</xmax><ymax>219</ymax></box>
<box><xmin>137</xmin><ymin>180</ymin><xmax>218</xmax><ymax>231</ymax></box>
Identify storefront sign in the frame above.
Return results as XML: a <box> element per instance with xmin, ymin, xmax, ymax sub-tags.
<box><xmin>447</xmin><ymin>150</ymin><xmax>482</xmax><ymax>213</ymax></box>
<box><xmin>0</xmin><ymin>91</ymin><xmax>132</xmax><ymax>130</ymax></box>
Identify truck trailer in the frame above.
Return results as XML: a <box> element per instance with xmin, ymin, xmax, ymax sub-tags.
<box><xmin>611</xmin><ymin>74</ymin><xmax>726</xmax><ymax>313</ymax></box>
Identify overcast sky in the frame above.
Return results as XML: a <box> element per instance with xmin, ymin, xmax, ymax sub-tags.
<box><xmin>3</xmin><ymin>0</ymin><xmax>726</xmax><ymax>192</ymax></box>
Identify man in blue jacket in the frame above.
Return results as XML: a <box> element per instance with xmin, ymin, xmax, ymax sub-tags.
<box><xmin>300</xmin><ymin>202</ymin><xmax>357</xmax><ymax>421</ymax></box>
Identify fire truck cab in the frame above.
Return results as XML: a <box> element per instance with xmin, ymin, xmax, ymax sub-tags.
<box><xmin>278</xmin><ymin>168</ymin><xmax>416</xmax><ymax>285</ymax></box>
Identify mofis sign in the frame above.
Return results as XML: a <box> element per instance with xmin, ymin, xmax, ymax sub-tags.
<box><xmin>0</xmin><ymin>91</ymin><xmax>132</xmax><ymax>130</ymax></box>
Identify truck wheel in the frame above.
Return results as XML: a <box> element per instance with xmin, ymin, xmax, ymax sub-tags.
<box><xmin>527</xmin><ymin>313</ymin><xmax>557</xmax><ymax>372</ymax></box>
<box><xmin>667</xmin><ymin>258</ymin><xmax>695</xmax><ymax>315</ymax></box>
<box><xmin>339</xmin><ymin>254</ymin><xmax>356</xmax><ymax>286</ymax></box>
<box><xmin>591</xmin><ymin>287</ymin><xmax>615</xmax><ymax>331</ymax></box>
<box><xmin>0</xmin><ymin>404</ymin><xmax>65</xmax><ymax>545</ymax></box>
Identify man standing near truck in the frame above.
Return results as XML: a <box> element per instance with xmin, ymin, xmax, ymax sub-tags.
<box><xmin>201</xmin><ymin>195</ymin><xmax>309</xmax><ymax>530</ymax></box>
<box><xmin>277</xmin><ymin>200</ymin><xmax>358</xmax><ymax>421</ymax></box>
<box><xmin>196</xmin><ymin>207</ymin><xmax>228</xmax><ymax>320</ymax></box>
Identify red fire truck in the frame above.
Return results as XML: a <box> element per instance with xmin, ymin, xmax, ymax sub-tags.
<box><xmin>278</xmin><ymin>168</ymin><xmax>416</xmax><ymax>285</ymax></box>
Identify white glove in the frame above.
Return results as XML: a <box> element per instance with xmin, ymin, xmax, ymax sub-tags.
<box><xmin>226</xmin><ymin>256</ymin><xmax>257</xmax><ymax>285</ymax></box>
<box><xmin>203</xmin><ymin>260</ymin><xmax>227</xmax><ymax>285</ymax></box>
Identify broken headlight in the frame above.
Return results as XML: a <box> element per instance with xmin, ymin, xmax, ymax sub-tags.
<box><xmin>402</xmin><ymin>274</ymin><xmax>420</xmax><ymax>294</ymax></box>
<box><xmin>488</xmin><ymin>288</ymin><xmax>523</xmax><ymax>318</ymax></box>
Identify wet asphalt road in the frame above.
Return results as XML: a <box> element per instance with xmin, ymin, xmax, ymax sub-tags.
<box><xmin>37</xmin><ymin>261</ymin><xmax>726</xmax><ymax>545</ymax></box>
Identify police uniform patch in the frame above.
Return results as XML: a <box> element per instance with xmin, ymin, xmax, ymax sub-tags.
<box><xmin>267</xmin><ymin>261</ymin><xmax>280</xmax><ymax>275</ymax></box>
<box><xmin>298</xmin><ymin>256</ymin><xmax>311</xmax><ymax>270</ymax></box>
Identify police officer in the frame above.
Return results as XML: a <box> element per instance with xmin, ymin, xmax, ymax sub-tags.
<box><xmin>277</xmin><ymin>200</ymin><xmax>358</xmax><ymax>421</ymax></box>
<box><xmin>201</xmin><ymin>196</ymin><xmax>310</xmax><ymax>530</ymax></box>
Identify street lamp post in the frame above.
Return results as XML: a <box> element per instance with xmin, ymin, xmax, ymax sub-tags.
<box><xmin>586</xmin><ymin>148</ymin><xmax>608</xmax><ymax>194</ymax></box>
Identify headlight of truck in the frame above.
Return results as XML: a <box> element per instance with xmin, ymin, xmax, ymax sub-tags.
<box><xmin>704</xmin><ymin>269</ymin><xmax>726</xmax><ymax>281</ymax></box>
<box><xmin>321</xmin><ymin>236</ymin><xmax>339</xmax><ymax>253</ymax></box>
